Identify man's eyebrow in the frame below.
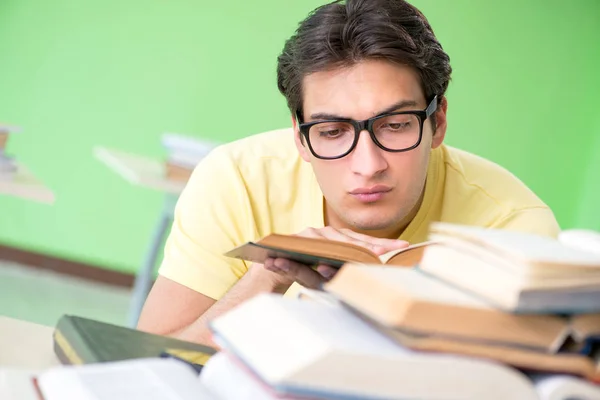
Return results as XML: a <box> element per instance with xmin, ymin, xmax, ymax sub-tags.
<box><xmin>308</xmin><ymin>99</ymin><xmax>419</xmax><ymax>121</ymax></box>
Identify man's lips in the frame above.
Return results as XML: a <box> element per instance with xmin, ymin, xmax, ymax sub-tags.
<box><xmin>349</xmin><ymin>185</ymin><xmax>392</xmax><ymax>203</ymax></box>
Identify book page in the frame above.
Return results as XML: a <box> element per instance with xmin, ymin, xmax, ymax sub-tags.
<box><xmin>259</xmin><ymin>234</ymin><xmax>381</xmax><ymax>264</ymax></box>
<box><xmin>341</xmin><ymin>265</ymin><xmax>492</xmax><ymax>309</ymax></box>
<box><xmin>210</xmin><ymin>294</ymin><xmax>412</xmax><ymax>384</ymax></box>
<box><xmin>0</xmin><ymin>369</ymin><xmax>40</xmax><ymax>400</ymax></box>
<box><xmin>531</xmin><ymin>374</ymin><xmax>600</xmax><ymax>400</ymax></box>
<box><xmin>569</xmin><ymin>313</ymin><xmax>600</xmax><ymax>340</ymax></box>
<box><xmin>38</xmin><ymin>358</ymin><xmax>216</xmax><ymax>400</ymax></box>
<box><xmin>430</xmin><ymin>222</ymin><xmax>600</xmax><ymax>268</ymax></box>
<box><xmin>380</xmin><ymin>242</ymin><xmax>432</xmax><ymax>266</ymax></box>
<box><xmin>211</xmin><ymin>295</ymin><xmax>544</xmax><ymax>400</ymax></box>
<box><xmin>559</xmin><ymin>229</ymin><xmax>600</xmax><ymax>256</ymax></box>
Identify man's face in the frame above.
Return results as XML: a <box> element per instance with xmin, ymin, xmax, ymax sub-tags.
<box><xmin>294</xmin><ymin>59</ymin><xmax>447</xmax><ymax>237</ymax></box>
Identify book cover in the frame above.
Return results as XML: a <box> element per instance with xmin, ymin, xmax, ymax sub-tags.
<box><xmin>53</xmin><ymin>315</ymin><xmax>216</xmax><ymax>368</ymax></box>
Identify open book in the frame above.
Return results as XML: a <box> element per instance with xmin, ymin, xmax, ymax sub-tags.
<box><xmin>7</xmin><ymin>352</ymin><xmax>600</xmax><ymax>400</ymax></box>
<box><xmin>27</xmin><ymin>358</ymin><xmax>219</xmax><ymax>400</ymax></box>
<box><xmin>224</xmin><ymin>233</ymin><xmax>431</xmax><ymax>268</ymax></box>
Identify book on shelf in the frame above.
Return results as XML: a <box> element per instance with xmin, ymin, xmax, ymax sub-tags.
<box><xmin>0</xmin><ymin>153</ymin><xmax>18</xmax><ymax>175</ymax></box>
<box><xmin>225</xmin><ymin>233</ymin><xmax>432</xmax><ymax>269</ymax></box>
<box><xmin>0</xmin><ymin>123</ymin><xmax>21</xmax><ymax>151</ymax></box>
<box><xmin>160</xmin><ymin>132</ymin><xmax>219</xmax><ymax>182</ymax></box>
<box><xmin>165</xmin><ymin>161</ymin><xmax>194</xmax><ymax>182</ymax></box>
<box><xmin>0</xmin><ymin>123</ymin><xmax>20</xmax><ymax>178</ymax></box>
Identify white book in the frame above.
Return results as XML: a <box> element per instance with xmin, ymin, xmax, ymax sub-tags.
<box><xmin>5</xmin><ymin>355</ymin><xmax>599</xmax><ymax>400</ymax></box>
<box><xmin>419</xmin><ymin>222</ymin><xmax>600</xmax><ymax>313</ymax></box>
<box><xmin>200</xmin><ymin>352</ymin><xmax>600</xmax><ymax>400</ymax></box>
<box><xmin>0</xmin><ymin>124</ymin><xmax>22</xmax><ymax>133</ymax></box>
<box><xmin>531</xmin><ymin>374</ymin><xmax>600</xmax><ymax>400</ymax></box>
<box><xmin>0</xmin><ymin>154</ymin><xmax>17</xmax><ymax>175</ymax></box>
<box><xmin>559</xmin><ymin>229</ymin><xmax>600</xmax><ymax>257</ymax></box>
<box><xmin>429</xmin><ymin>222</ymin><xmax>600</xmax><ymax>272</ymax></box>
<box><xmin>209</xmin><ymin>293</ymin><xmax>542</xmax><ymax>400</ymax></box>
<box><xmin>161</xmin><ymin>133</ymin><xmax>219</xmax><ymax>157</ymax></box>
<box><xmin>200</xmin><ymin>352</ymin><xmax>296</xmax><ymax>400</ymax></box>
<box><xmin>33</xmin><ymin>358</ymin><xmax>219</xmax><ymax>400</ymax></box>
<box><xmin>166</xmin><ymin>150</ymin><xmax>207</xmax><ymax>169</ymax></box>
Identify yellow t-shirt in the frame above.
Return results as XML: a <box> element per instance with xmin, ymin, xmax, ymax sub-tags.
<box><xmin>158</xmin><ymin>127</ymin><xmax>560</xmax><ymax>300</ymax></box>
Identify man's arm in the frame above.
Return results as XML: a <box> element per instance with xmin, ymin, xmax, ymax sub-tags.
<box><xmin>137</xmin><ymin>265</ymin><xmax>292</xmax><ymax>348</ymax></box>
<box><xmin>137</xmin><ymin>227</ymin><xmax>408</xmax><ymax>347</ymax></box>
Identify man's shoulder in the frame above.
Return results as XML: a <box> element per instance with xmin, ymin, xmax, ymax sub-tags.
<box><xmin>440</xmin><ymin>145</ymin><xmax>549</xmax><ymax>210</ymax></box>
<box><xmin>193</xmin><ymin>126</ymin><xmax>312</xmax><ymax>205</ymax></box>
<box><xmin>213</xmin><ymin>127</ymin><xmax>298</xmax><ymax>165</ymax></box>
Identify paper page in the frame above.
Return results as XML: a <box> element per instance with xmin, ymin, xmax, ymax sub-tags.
<box><xmin>431</xmin><ymin>222</ymin><xmax>600</xmax><ymax>268</ymax></box>
<box><xmin>355</xmin><ymin>266</ymin><xmax>491</xmax><ymax>309</ymax></box>
<box><xmin>201</xmin><ymin>352</ymin><xmax>287</xmax><ymax>400</ymax></box>
<box><xmin>559</xmin><ymin>229</ymin><xmax>600</xmax><ymax>256</ymax></box>
<box><xmin>531</xmin><ymin>374</ymin><xmax>600</xmax><ymax>400</ymax></box>
<box><xmin>210</xmin><ymin>294</ymin><xmax>412</xmax><ymax>383</ymax></box>
<box><xmin>38</xmin><ymin>358</ymin><xmax>217</xmax><ymax>400</ymax></box>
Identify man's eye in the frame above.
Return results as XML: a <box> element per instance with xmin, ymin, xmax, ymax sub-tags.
<box><xmin>384</xmin><ymin>122</ymin><xmax>410</xmax><ymax>130</ymax></box>
<box><xmin>319</xmin><ymin>129</ymin><xmax>342</xmax><ymax>138</ymax></box>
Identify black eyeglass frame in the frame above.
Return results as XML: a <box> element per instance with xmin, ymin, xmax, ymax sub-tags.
<box><xmin>297</xmin><ymin>95</ymin><xmax>438</xmax><ymax>160</ymax></box>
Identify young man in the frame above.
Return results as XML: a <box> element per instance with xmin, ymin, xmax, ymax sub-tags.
<box><xmin>137</xmin><ymin>0</ymin><xmax>559</xmax><ymax>346</ymax></box>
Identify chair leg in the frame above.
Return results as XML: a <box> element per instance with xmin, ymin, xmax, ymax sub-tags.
<box><xmin>126</xmin><ymin>195</ymin><xmax>176</xmax><ymax>328</ymax></box>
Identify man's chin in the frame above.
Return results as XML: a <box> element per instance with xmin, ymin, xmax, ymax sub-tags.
<box><xmin>345</xmin><ymin>213</ymin><xmax>405</xmax><ymax>232</ymax></box>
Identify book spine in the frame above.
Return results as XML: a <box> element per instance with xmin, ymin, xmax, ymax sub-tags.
<box><xmin>54</xmin><ymin>316</ymin><xmax>98</xmax><ymax>364</ymax></box>
<box><xmin>53</xmin><ymin>328</ymin><xmax>84</xmax><ymax>365</ymax></box>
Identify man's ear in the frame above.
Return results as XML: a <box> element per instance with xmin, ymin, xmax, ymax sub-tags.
<box><xmin>292</xmin><ymin>115</ymin><xmax>311</xmax><ymax>162</ymax></box>
<box><xmin>431</xmin><ymin>96</ymin><xmax>448</xmax><ymax>149</ymax></box>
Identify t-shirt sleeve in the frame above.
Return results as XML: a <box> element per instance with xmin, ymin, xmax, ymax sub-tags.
<box><xmin>157</xmin><ymin>147</ymin><xmax>255</xmax><ymax>300</ymax></box>
<box><xmin>491</xmin><ymin>207</ymin><xmax>561</xmax><ymax>239</ymax></box>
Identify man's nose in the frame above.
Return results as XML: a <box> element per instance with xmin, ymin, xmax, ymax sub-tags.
<box><xmin>349</xmin><ymin>130</ymin><xmax>388</xmax><ymax>176</ymax></box>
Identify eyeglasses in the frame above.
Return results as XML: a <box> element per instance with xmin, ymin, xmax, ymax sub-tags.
<box><xmin>297</xmin><ymin>95</ymin><xmax>438</xmax><ymax>160</ymax></box>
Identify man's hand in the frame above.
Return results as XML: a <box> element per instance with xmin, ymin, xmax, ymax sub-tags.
<box><xmin>262</xmin><ymin>226</ymin><xmax>409</xmax><ymax>289</ymax></box>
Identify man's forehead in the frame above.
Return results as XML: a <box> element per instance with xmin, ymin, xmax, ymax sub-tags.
<box><xmin>300</xmin><ymin>60</ymin><xmax>426</xmax><ymax>120</ymax></box>
<box><xmin>306</xmin><ymin>99</ymin><xmax>421</xmax><ymax>121</ymax></box>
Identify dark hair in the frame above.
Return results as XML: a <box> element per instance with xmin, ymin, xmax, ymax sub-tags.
<box><xmin>277</xmin><ymin>0</ymin><xmax>452</xmax><ymax>127</ymax></box>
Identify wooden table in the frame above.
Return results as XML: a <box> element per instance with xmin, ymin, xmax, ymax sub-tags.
<box><xmin>0</xmin><ymin>316</ymin><xmax>59</xmax><ymax>400</ymax></box>
<box><xmin>0</xmin><ymin>316</ymin><xmax>58</xmax><ymax>369</ymax></box>
<box><xmin>0</xmin><ymin>162</ymin><xmax>55</xmax><ymax>204</ymax></box>
<box><xmin>0</xmin><ymin>123</ymin><xmax>54</xmax><ymax>203</ymax></box>
<box><xmin>93</xmin><ymin>146</ymin><xmax>186</xmax><ymax>195</ymax></box>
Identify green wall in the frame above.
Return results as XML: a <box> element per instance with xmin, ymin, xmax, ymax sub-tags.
<box><xmin>0</xmin><ymin>0</ymin><xmax>598</xmax><ymax>274</ymax></box>
<box><xmin>575</xmin><ymin>118</ymin><xmax>600</xmax><ymax>230</ymax></box>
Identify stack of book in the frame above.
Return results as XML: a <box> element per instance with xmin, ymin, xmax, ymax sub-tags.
<box><xmin>160</xmin><ymin>132</ymin><xmax>219</xmax><ymax>182</ymax></box>
<box><xmin>25</xmin><ymin>223</ymin><xmax>600</xmax><ymax>399</ymax></box>
<box><xmin>0</xmin><ymin>124</ymin><xmax>20</xmax><ymax>177</ymax></box>
<box><xmin>204</xmin><ymin>222</ymin><xmax>600</xmax><ymax>399</ymax></box>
